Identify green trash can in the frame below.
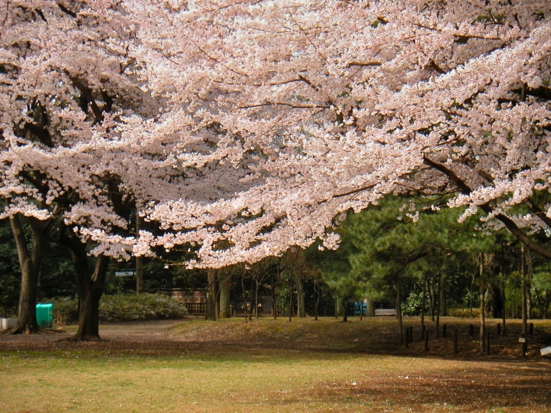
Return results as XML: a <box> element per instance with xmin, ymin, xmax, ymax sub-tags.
<box><xmin>36</xmin><ymin>303</ymin><xmax>53</xmax><ymax>328</ymax></box>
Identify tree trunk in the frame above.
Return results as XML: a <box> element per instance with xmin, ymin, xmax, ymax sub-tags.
<box><xmin>521</xmin><ymin>245</ymin><xmax>528</xmax><ymax>337</ymax></box>
<box><xmin>342</xmin><ymin>297</ymin><xmax>348</xmax><ymax>322</ymax></box>
<box><xmin>206</xmin><ymin>269</ymin><xmax>217</xmax><ymax>321</ymax></box>
<box><xmin>288</xmin><ymin>280</ymin><xmax>293</xmax><ymax>322</ymax></box>
<box><xmin>429</xmin><ymin>276</ymin><xmax>435</xmax><ymax>321</ymax></box>
<box><xmin>60</xmin><ymin>225</ymin><xmax>108</xmax><ymax>341</ymax></box>
<box><xmin>396</xmin><ymin>281</ymin><xmax>403</xmax><ymax>346</ymax></box>
<box><xmin>249</xmin><ymin>277</ymin><xmax>254</xmax><ymax>321</ymax></box>
<box><xmin>479</xmin><ymin>254</ymin><xmax>485</xmax><ymax>354</ymax></box>
<box><xmin>502</xmin><ymin>283</ymin><xmax>507</xmax><ymax>334</ymax></box>
<box><xmin>135</xmin><ymin>214</ymin><xmax>144</xmax><ymax>294</ymax></box>
<box><xmin>367</xmin><ymin>297</ymin><xmax>375</xmax><ymax>317</ymax></box>
<box><xmin>526</xmin><ymin>248</ymin><xmax>532</xmax><ymax>320</ymax></box>
<box><xmin>9</xmin><ymin>215</ymin><xmax>50</xmax><ymax>334</ymax></box>
<box><xmin>469</xmin><ymin>272</ymin><xmax>475</xmax><ymax>317</ymax></box>
<box><xmin>491</xmin><ymin>284</ymin><xmax>503</xmax><ymax>319</ymax></box>
<box><xmin>435</xmin><ymin>273</ymin><xmax>441</xmax><ymax>338</ymax></box>
<box><xmin>219</xmin><ymin>278</ymin><xmax>231</xmax><ymax>319</ymax></box>
<box><xmin>297</xmin><ymin>280</ymin><xmax>305</xmax><ymax>318</ymax></box>
<box><xmin>439</xmin><ymin>272</ymin><xmax>446</xmax><ymax>317</ymax></box>
<box><xmin>314</xmin><ymin>283</ymin><xmax>320</xmax><ymax>321</ymax></box>
<box><xmin>420</xmin><ymin>278</ymin><xmax>426</xmax><ymax>329</ymax></box>
<box><xmin>74</xmin><ymin>257</ymin><xmax>108</xmax><ymax>341</ymax></box>
<box><xmin>254</xmin><ymin>278</ymin><xmax>259</xmax><ymax>318</ymax></box>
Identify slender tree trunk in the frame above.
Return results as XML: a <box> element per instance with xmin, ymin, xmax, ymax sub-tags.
<box><xmin>9</xmin><ymin>215</ymin><xmax>50</xmax><ymax>334</ymax></box>
<box><xmin>288</xmin><ymin>279</ymin><xmax>293</xmax><ymax>322</ymax></box>
<box><xmin>206</xmin><ymin>269</ymin><xmax>217</xmax><ymax>321</ymax></box>
<box><xmin>314</xmin><ymin>283</ymin><xmax>320</xmax><ymax>321</ymax></box>
<box><xmin>439</xmin><ymin>272</ymin><xmax>446</xmax><ymax>317</ymax></box>
<box><xmin>521</xmin><ymin>245</ymin><xmax>528</xmax><ymax>338</ymax></box>
<box><xmin>526</xmin><ymin>249</ymin><xmax>532</xmax><ymax>320</ymax></box>
<box><xmin>297</xmin><ymin>280</ymin><xmax>305</xmax><ymax>318</ymax></box>
<box><xmin>255</xmin><ymin>278</ymin><xmax>259</xmax><ymax>318</ymax></box>
<box><xmin>502</xmin><ymin>284</ymin><xmax>507</xmax><ymax>334</ymax></box>
<box><xmin>242</xmin><ymin>273</ymin><xmax>249</xmax><ymax>323</ymax></box>
<box><xmin>500</xmin><ymin>237</ymin><xmax>507</xmax><ymax>334</ymax></box>
<box><xmin>135</xmin><ymin>214</ymin><xmax>144</xmax><ymax>294</ymax></box>
<box><xmin>436</xmin><ymin>273</ymin><xmax>441</xmax><ymax>338</ymax></box>
<box><xmin>249</xmin><ymin>277</ymin><xmax>254</xmax><ymax>321</ymax></box>
<box><xmin>479</xmin><ymin>254</ymin><xmax>486</xmax><ymax>354</ymax></box>
<box><xmin>420</xmin><ymin>278</ymin><xmax>426</xmax><ymax>329</ymax></box>
<box><xmin>342</xmin><ymin>297</ymin><xmax>348</xmax><ymax>322</ymax></box>
<box><xmin>429</xmin><ymin>276</ymin><xmax>435</xmax><ymax>321</ymax></box>
<box><xmin>396</xmin><ymin>281</ymin><xmax>403</xmax><ymax>346</ymax></box>
<box><xmin>469</xmin><ymin>272</ymin><xmax>475</xmax><ymax>317</ymax></box>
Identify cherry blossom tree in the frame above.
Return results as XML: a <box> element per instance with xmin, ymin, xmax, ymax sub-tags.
<box><xmin>3</xmin><ymin>0</ymin><xmax>550</xmax><ymax>336</ymax></box>
<box><xmin>0</xmin><ymin>0</ymin><xmax>151</xmax><ymax>337</ymax></box>
<box><xmin>0</xmin><ymin>0</ymin><xmax>253</xmax><ymax>338</ymax></box>
<box><xmin>112</xmin><ymin>0</ymin><xmax>551</xmax><ymax>268</ymax></box>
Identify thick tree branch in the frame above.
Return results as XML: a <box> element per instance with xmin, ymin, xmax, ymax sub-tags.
<box><xmin>423</xmin><ymin>156</ymin><xmax>551</xmax><ymax>259</ymax></box>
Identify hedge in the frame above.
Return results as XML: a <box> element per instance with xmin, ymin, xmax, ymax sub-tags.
<box><xmin>45</xmin><ymin>293</ymin><xmax>187</xmax><ymax>324</ymax></box>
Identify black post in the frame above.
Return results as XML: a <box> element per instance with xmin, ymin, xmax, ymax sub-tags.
<box><xmin>469</xmin><ymin>324</ymin><xmax>473</xmax><ymax>337</ymax></box>
<box><xmin>529</xmin><ymin>323</ymin><xmax>534</xmax><ymax>336</ymax></box>
<box><xmin>497</xmin><ymin>323</ymin><xmax>501</xmax><ymax>336</ymax></box>
<box><xmin>442</xmin><ymin>324</ymin><xmax>447</xmax><ymax>339</ymax></box>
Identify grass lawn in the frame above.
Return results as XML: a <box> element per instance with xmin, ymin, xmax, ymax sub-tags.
<box><xmin>1</xmin><ymin>317</ymin><xmax>551</xmax><ymax>412</ymax></box>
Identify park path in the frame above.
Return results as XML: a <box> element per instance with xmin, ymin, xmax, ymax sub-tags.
<box><xmin>0</xmin><ymin>319</ymin><xmax>183</xmax><ymax>347</ymax></box>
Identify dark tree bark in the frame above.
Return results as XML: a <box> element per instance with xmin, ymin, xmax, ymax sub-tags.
<box><xmin>296</xmin><ymin>280</ymin><xmax>305</xmax><ymax>318</ymax></box>
<box><xmin>491</xmin><ymin>284</ymin><xmax>503</xmax><ymax>319</ymax></box>
<box><xmin>314</xmin><ymin>282</ymin><xmax>320</xmax><ymax>321</ymax></box>
<box><xmin>521</xmin><ymin>246</ymin><xmax>528</xmax><ymax>338</ymax></box>
<box><xmin>206</xmin><ymin>269</ymin><xmax>217</xmax><ymax>321</ymax></box>
<box><xmin>60</xmin><ymin>226</ymin><xmax>108</xmax><ymax>341</ymax></box>
<box><xmin>396</xmin><ymin>281</ymin><xmax>403</xmax><ymax>346</ymax></box>
<box><xmin>219</xmin><ymin>277</ymin><xmax>231</xmax><ymax>319</ymax></box>
<box><xmin>288</xmin><ymin>279</ymin><xmax>293</xmax><ymax>322</ymax></box>
<box><xmin>420</xmin><ymin>278</ymin><xmax>427</xmax><ymax>329</ymax></box>
<box><xmin>435</xmin><ymin>273</ymin><xmax>441</xmax><ymax>338</ymax></box>
<box><xmin>341</xmin><ymin>297</ymin><xmax>349</xmax><ymax>322</ymax></box>
<box><xmin>479</xmin><ymin>254</ymin><xmax>486</xmax><ymax>354</ymax></box>
<box><xmin>9</xmin><ymin>215</ymin><xmax>51</xmax><ymax>334</ymax></box>
<box><xmin>73</xmin><ymin>255</ymin><xmax>108</xmax><ymax>341</ymax></box>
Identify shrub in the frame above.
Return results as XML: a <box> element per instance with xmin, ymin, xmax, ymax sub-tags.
<box><xmin>45</xmin><ymin>294</ymin><xmax>187</xmax><ymax>324</ymax></box>
<box><xmin>48</xmin><ymin>297</ymin><xmax>79</xmax><ymax>324</ymax></box>
<box><xmin>448</xmin><ymin>308</ymin><xmax>481</xmax><ymax>318</ymax></box>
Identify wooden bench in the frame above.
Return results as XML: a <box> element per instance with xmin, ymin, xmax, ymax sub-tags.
<box><xmin>375</xmin><ymin>309</ymin><xmax>397</xmax><ymax>316</ymax></box>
